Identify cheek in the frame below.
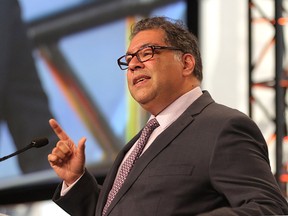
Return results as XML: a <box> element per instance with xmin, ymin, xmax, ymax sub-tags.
<box><xmin>158</xmin><ymin>70</ymin><xmax>182</xmax><ymax>94</ymax></box>
<box><xmin>126</xmin><ymin>72</ymin><xmax>132</xmax><ymax>87</ymax></box>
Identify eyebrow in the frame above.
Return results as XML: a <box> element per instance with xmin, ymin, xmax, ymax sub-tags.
<box><xmin>126</xmin><ymin>43</ymin><xmax>159</xmax><ymax>55</ymax></box>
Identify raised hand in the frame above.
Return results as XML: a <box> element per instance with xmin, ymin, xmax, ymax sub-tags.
<box><xmin>48</xmin><ymin>119</ymin><xmax>86</xmax><ymax>185</ymax></box>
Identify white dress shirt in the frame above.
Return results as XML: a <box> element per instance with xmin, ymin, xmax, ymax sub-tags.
<box><xmin>122</xmin><ymin>86</ymin><xmax>203</xmax><ymax>162</ymax></box>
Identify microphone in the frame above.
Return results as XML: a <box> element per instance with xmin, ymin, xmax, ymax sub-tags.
<box><xmin>0</xmin><ymin>137</ymin><xmax>49</xmax><ymax>162</ymax></box>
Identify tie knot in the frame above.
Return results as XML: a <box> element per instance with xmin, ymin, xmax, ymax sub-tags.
<box><xmin>146</xmin><ymin>118</ymin><xmax>160</xmax><ymax>131</ymax></box>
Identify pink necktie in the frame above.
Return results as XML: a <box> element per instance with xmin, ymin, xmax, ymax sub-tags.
<box><xmin>102</xmin><ymin>118</ymin><xmax>159</xmax><ymax>215</ymax></box>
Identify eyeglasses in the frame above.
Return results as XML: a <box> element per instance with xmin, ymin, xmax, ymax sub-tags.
<box><xmin>117</xmin><ymin>45</ymin><xmax>183</xmax><ymax>70</ymax></box>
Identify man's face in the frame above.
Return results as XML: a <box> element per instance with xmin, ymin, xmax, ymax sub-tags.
<box><xmin>126</xmin><ymin>29</ymin><xmax>188</xmax><ymax>115</ymax></box>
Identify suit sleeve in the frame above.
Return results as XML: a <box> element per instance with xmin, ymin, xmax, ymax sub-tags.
<box><xmin>53</xmin><ymin>170</ymin><xmax>100</xmax><ymax>216</ymax></box>
<box><xmin>201</xmin><ymin>114</ymin><xmax>288</xmax><ymax>215</ymax></box>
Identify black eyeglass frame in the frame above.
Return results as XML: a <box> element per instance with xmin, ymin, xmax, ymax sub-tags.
<box><xmin>117</xmin><ymin>45</ymin><xmax>183</xmax><ymax>70</ymax></box>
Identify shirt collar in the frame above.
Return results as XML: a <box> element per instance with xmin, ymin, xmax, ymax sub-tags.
<box><xmin>150</xmin><ymin>86</ymin><xmax>203</xmax><ymax>130</ymax></box>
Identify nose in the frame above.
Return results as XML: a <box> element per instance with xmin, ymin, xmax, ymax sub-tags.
<box><xmin>128</xmin><ymin>56</ymin><xmax>144</xmax><ymax>71</ymax></box>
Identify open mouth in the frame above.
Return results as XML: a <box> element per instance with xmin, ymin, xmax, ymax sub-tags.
<box><xmin>133</xmin><ymin>75</ymin><xmax>151</xmax><ymax>85</ymax></box>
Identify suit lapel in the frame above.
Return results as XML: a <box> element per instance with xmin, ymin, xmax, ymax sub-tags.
<box><xmin>99</xmin><ymin>91</ymin><xmax>214</xmax><ymax>215</ymax></box>
<box><xmin>96</xmin><ymin>134</ymin><xmax>141</xmax><ymax>215</ymax></box>
<box><xmin>104</xmin><ymin>117</ymin><xmax>193</xmax><ymax>215</ymax></box>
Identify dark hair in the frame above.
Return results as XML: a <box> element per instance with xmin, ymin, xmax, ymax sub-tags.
<box><xmin>130</xmin><ymin>16</ymin><xmax>203</xmax><ymax>81</ymax></box>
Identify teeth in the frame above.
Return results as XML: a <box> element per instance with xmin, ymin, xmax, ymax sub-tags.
<box><xmin>136</xmin><ymin>78</ymin><xmax>145</xmax><ymax>84</ymax></box>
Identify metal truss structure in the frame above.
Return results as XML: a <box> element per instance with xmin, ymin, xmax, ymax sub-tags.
<box><xmin>248</xmin><ymin>0</ymin><xmax>288</xmax><ymax>195</ymax></box>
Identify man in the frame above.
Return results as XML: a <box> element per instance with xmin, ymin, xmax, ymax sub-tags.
<box><xmin>48</xmin><ymin>17</ymin><xmax>288</xmax><ymax>215</ymax></box>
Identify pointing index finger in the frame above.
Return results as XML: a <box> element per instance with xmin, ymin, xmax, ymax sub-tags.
<box><xmin>49</xmin><ymin>119</ymin><xmax>70</xmax><ymax>141</ymax></box>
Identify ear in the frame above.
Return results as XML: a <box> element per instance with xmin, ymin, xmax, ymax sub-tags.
<box><xmin>182</xmin><ymin>53</ymin><xmax>195</xmax><ymax>77</ymax></box>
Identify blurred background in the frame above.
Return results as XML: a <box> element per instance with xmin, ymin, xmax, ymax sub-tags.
<box><xmin>0</xmin><ymin>0</ymin><xmax>287</xmax><ymax>215</ymax></box>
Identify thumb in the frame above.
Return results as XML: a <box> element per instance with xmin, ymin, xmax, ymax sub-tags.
<box><xmin>77</xmin><ymin>137</ymin><xmax>86</xmax><ymax>156</ymax></box>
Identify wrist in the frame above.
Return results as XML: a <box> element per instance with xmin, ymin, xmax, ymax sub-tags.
<box><xmin>65</xmin><ymin>170</ymin><xmax>85</xmax><ymax>186</ymax></box>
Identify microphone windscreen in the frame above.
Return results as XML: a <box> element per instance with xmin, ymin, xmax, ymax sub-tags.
<box><xmin>31</xmin><ymin>137</ymin><xmax>49</xmax><ymax>148</ymax></box>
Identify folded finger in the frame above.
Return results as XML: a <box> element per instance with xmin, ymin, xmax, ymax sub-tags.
<box><xmin>48</xmin><ymin>153</ymin><xmax>63</xmax><ymax>165</ymax></box>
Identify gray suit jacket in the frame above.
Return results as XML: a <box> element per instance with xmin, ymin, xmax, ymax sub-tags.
<box><xmin>53</xmin><ymin>91</ymin><xmax>288</xmax><ymax>216</ymax></box>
